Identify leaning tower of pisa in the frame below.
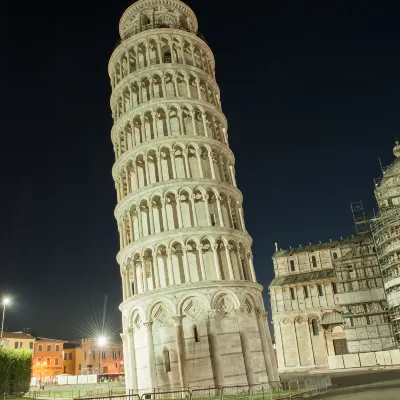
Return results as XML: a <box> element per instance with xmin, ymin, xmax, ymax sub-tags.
<box><xmin>109</xmin><ymin>0</ymin><xmax>279</xmax><ymax>390</ymax></box>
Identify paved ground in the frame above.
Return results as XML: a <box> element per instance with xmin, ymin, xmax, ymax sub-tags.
<box><xmin>323</xmin><ymin>387</ymin><xmax>400</xmax><ymax>400</ymax></box>
<box><xmin>329</xmin><ymin>369</ymin><xmax>400</xmax><ymax>387</ymax></box>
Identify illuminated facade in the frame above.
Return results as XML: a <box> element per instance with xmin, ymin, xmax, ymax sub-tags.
<box><xmin>109</xmin><ymin>0</ymin><xmax>278</xmax><ymax>390</ymax></box>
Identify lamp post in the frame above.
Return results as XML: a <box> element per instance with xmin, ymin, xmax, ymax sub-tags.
<box><xmin>118</xmin><ymin>360</ymin><xmax>123</xmax><ymax>378</ymax></box>
<box><xmin>1</xmin><ymin>298</ymin><xmax>10</xmax><ymax>337</ymax></box>
<box><xmin>37</xmin><ymin>361</ymin><xmax>47</xmax><ymax>387</ymax></box>
<box><xmin>97</xmin><ymin>336</ymin><xmax>107</xmax><ymax>379</ymax></box>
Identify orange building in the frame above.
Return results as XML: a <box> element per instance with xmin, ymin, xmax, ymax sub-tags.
<box><xmin>81</xmin><ymin>338</ymin><xmax>124</xmax><ymax>377</ymax></box>
<box><xmin>32</xmin><ymin>338</ymin><xmax>64</xmax><ymax>384</ymax></box>
<box><xmin>0</xmin><ymin>331</ymin><xmax>35</xmax><ymax>353</ymax></box>
<box><xmin>63</xmin><ymin>342</ymin><xmax>82</xmax><ymax>375</ymax></box>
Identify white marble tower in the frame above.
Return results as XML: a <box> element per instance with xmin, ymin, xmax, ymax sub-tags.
<box><xmin>109</xmin><ymin>0</ymin><xmax>279</xmax><ymax>390</ymax></box>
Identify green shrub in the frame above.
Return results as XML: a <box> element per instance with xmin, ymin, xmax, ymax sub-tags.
<box><xmin>0</xmin><ymin>348</ymin><xmax>32</xmax><ymax>394</ymax></box>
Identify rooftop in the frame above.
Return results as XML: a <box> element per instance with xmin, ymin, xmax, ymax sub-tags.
<box><xmin>273</xmin><ymin>235</ymin><xmax>366</xmax><ymax>258</ymax></box>
<box><xmin>0</xmin><ymin>331</ymin><xmax>35</xmax><ymax>340</ymax></box>
<box><xmin>269</xmin><ymin>269</ymin><xmax>336</xmax><ymax>287</ymax></box>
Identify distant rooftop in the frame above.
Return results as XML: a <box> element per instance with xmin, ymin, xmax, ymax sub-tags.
<box><xmin>273</xmin><ymin>234</ymin><xmax>370</xmax><ymax>258</ymax></box>
<box><xmin>269</xmin><ymin>269</ymin><xmax>336</xmax><ymax>287</ymax></box>
<box><xmin>0</xmin><ymin>331</ymin><xmax>35</xmax><ymax>340</ymax></box>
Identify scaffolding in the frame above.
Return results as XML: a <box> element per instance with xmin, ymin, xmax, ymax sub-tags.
<box><xmin>332</xmin><ymin>228</ymin><xmax>395</xmax><ymax>352</ymax></box>
<box><xmin>370</xmin><ymin>208</ymin><xmax>400</xmax><ymax>347</ymax></box>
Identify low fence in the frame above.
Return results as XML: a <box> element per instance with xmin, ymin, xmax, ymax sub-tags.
<box><xmin>63</xmin><ymin>377</ymin><xmax>332</xmax><ymax>400</ymax></box>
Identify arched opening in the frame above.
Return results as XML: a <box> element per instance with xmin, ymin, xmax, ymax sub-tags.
<box><xmin>194</xmin><ymin>190</ymin><xmax>207</xmax><ymax>227</ymax></box>
<box><xmin>179</xmin><ymin>191</ymin><xmax>194</xmax><ymax>228</ymax></box>
<box><xmin>160</xmin><ymin>147</ymin><xmax>173</xmax><ymax>180</ymax></box>
<box><xmin>165</xmin><ymin>192</ymin><xmax>179</xmax><ymax>230</ymax></box>
<box><xmin>311</xmin><ymin>319</ymin><xmax>319</xmax><ymax>336</ymax></box>
<box><xmin>188</xmin><ymin>145</ymin><xmax>200</xmax><ymax>178</ymax></box>
<box><xmin>193</xmin><ymin>325</ymin><xmax>200</xmax><ymax>342</ymax></box>
<box><xmin>171</xmin><ymin>242</ymin><xmax>186</xmax><ymax>284</ymax></box>
<box><xmin>187</xmin><ymin>240</ymin><xmax>202</xmax><ymax>281</ymax></box>
<box><xmin>290</xmin><ymin>260</ymin><xmax>295</xmax><ymax>271</ymax></box>
<box><xmin>163</xmin><ymin>347</ymin><xmax>171</xmax><ymax>372</ymax></box>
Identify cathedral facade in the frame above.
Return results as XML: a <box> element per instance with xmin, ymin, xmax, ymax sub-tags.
<box><xmin>271</xmin><ymin>143</ymin><xmax>400</xmax><ymax>373</ymax></box>
<box><xmin>108</xmin><ymin>0</ymin><xmax>278</xmax><ymax>390</ymax></box>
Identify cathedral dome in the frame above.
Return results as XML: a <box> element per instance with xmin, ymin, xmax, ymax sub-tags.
<box><xmin>375</xmin><ymin>141</ymin><xmax>400</xmax><ymax>210</ymax></box>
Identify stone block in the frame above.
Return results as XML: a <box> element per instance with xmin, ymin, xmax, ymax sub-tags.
<box><xmin>390</xmin><ymin>349</ymin><xmax>400</xmax><ymax>365</ymax></box>
<box><xmin>327</xmin><ymin>355</ymin><xmax>344</xmax><ymax>369</ymax></box>
<box><xmin>382</xmin><ymin>350</ymin><xmax>392</xmax><ymax>365</ymax></box>
<box><xmin>343</xmin><ymin>353</ymin><xmax>361</xmax><ymax>368</ymax></box>
<box><xmin>375</xmin><ymin>350</ymin><xmax>385</xmax><ymax>366</ymax></box>
<box><xmin>359</xmin><ymin>352</ymin><xmax>377</xmax><ymax>367</ymax></box>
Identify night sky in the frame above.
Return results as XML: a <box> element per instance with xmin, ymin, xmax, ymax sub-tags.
<box><xmin>2</xmin><ymin>0</ymin><xmax>400</xmax><ymax>340</ymax></box>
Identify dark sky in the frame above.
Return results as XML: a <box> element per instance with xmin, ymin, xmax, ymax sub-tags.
<box><xmin>1</xmin><ymin>0</ymin><xmax>400</xmax><ymax>340</ymax></box>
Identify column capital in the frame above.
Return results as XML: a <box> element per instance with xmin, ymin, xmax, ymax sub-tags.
<box><xmin>208</xmin><ymin>309</ymin><xmax>217</xmax><ymax>319</ymax></box>
<box><xmin>120</xmin><ymin>333</ymin><xmax>128</xmax><ymax>341</ymax></box>
<box><xmin>255</xmin><ymin>308</ymin><xmax>268</xmax><ymax>319</ymax></box>
<box><xmin>172</xmin><ymin>315</ymin><xmax>186</xmax><ymax>326</ymax></box>
<box><xmin>234</xmin><ymin>307</ymin><xmax>245</xmax><ymax>317</ymax></box>
<box><xmin>143</xmin><ymin>321</ymin><xmax>153</xmax><ymax>329</ymax></box>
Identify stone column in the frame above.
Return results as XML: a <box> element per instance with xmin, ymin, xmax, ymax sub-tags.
<box><xmin>166</xmin><ymin>249</ymin><xmax>175</xmax><ymax>285</ymax></box>
<box><xmin>262</xmin><ymin>311</ymin><xmax>280</xmax><ymax>382</ymax></box>
<box><xmin>144</xmin><ymin>322</ymin><xmax>158</xmax><ymax>389</ymax></box>
<box><xmin>273</xmin><ymin>321</ymin><xmax>285</xmax><ymax>370</ymax></box>
<box><xmin>121</xmin><ymin>271</ymin><xmax>127</xmax><ymax>300</ymax></box>
<box><xmin>182</xmin><ymin>247</ymin><xmax>191</xmax><ymax>283</ymax></box>
<box><xmin>235</xmin><ymin>308</ymin><xmax>255</xmax><ymax>385</ymax></box>
<box><xmin>153</xmin><ymin>254</ymin><xmax>160</xmax><ymax>288</ymax></box>
<box><xmin>160</xmin><ymin>199</ymin><xmax>168</xmax><ymax>231</ymax></box>
<box><xmin>141</xmin><ymin>258</ymin><xmax>148</xmax><ymax>292</ymax></box>
<box><xmin>212</xmin><ymin>244</ymin><xmax>222</xmax><ymax>280</ymax></box>
<box><xmin>120</xmin><ymin>333</ymin><xmax>131</xmax><ymax>389</ymax></box>
<box><xmin>197</xmin><ymin>245</ymin><xmax>207</xmax><ymax>281</ymax></box>
<box><xmin>207</xmin><ymin>310</ymin><xmax>224</xmax><ymax>386</ymax></box>
<box><xmin>225</xmin><ymin>246</ymin><xmax>234</xmax><ymax>280</ymax></box>
<box><xmin>172</xmin><ymin>316</ymin><xmax>187</xmax><ymax>388</ymax></box>
<box><xmin>216</xmin><ymin>196</ymin><xmax>224</xmax><ymax>227</ymax></box>
<box><xmin>190</xmin><ymin>194</ymin><xmax>198</xmax><ymax>226</ymax></box>
<box><xmin>126</xmin><ymin>328</ymin><xmax>138</xmax><ymax>390</ymax></box>
<box><xmin>176</xmin><ymin>197</ymin><xmax>183</xmax><ymax>228</ymax></box>
<box><xmin>256</xmin><ymin>309</ymin><xmax>277</xmax><ymax>383</ymax></box>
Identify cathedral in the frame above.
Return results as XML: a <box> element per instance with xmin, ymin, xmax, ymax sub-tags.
<box><xmin>271</xmin><ymin>142</ymin><xmax>400</xmax><ymax>373</ymax></box>
<box><xmin>108</xmin><ymin>0</ymin><xmax>278</xmax><ymax>390</ymax></box>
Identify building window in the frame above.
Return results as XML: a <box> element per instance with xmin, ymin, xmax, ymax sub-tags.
<box><xmin>69</xmin><ymin>353</ymin><xmax>72</xmax><ymax>360</ymax></box>
<box><xmin>84</xmin><ymin>351</ymin><xmax>87</xmax><ymax>361</ymax></box>
<box><xmin>290</xmin><ymin>260</ymin><xmax>295</xmax><ymax>271</ymax></box>
<box><xmin>113</xmin><ymin>350</ymin><xmax>117</xmax><ymax>359</ymax></box>
<box><xmin>55</xmin><ymin>345</ymin><xmax>60</xmax><ymax>352</ymax></box>
<box><xmin>63</xmin><ymin>366</ymin><xmax>66</xmax><ymax>374</ymax></box>
<box><xmin>46</xmin><ymin>357</ymin><xmax>51</xmax><ymax>365</ymax></box>
<box><xmin>115</xmin><ymin>363</ymin><xmax>118</xmax><ymax>368</ymax></box>
<box><xmin>290</xmin><ymin>287</ymin><xmax>296</xmax><ymax>300</ymax></box>
<box><xmin>193</xmin><ymin>325</ymin><xmax>200</xmax><ymax>342</ymax></box>
<box><xmin>332</xmin><ymin>283</ymin><xmax>338</xmax><ymax>294</ymax></box>
<box><xmin>29</xmin><ymin>342</ymin><xmax>33</xmax><ymax>350</ymax></box>
<box><xmin>64</xmin><ymin>353</ymin><xmax>67</xmax><ymax>360</ymax></box>
<box><xmin>55</xmin><ymin>358</ymin><xmax>59</xmax><ymax>366</ymax></box>
<box><xmin>46</xmin><ymin>345</ymin><xmax>52</xmax><ymax>352</ymax></box>
<box><xmin>311</xmin><ymin>319</ymin><xmax>319</xmax><ymax>336</ymax></box>
<box><xmin>119</xmin><ymin>351</ymin><xmax>122</xmax><ymax>358</ymax></box>
<box><xmin>304</xmin><ymin>286</ymin><xmax>309</xmax><ymax>299</ymax></box>
<box><xmin>102</xmin><ymin>351</ymin><xmax>106</xmax><ymax>359</ymax></box>
<box><xmin>163</xmin><ymin>51</ymin><xmax>172</xmax><ymax>63</ymax></box>
<box><xmin>317</xmin><ymin>284</ymin><xmax>323</xmax><ymax>296</ymax></box>
<box><xmin>19</xmin><ymin>342</ymin><xmax>22</xmax><ymax>348</ymax></box>
<box><xmin>333</xmin><ymin>339</ymin><xmax>348</xmax><ymax>355</ymax></box>
<box><xmin>333</xmin><ymin>252</ymin><xmax>338</xmax><ymax>259</ymax></box>
<box><xmin>103</xmin><ymin>366</ymin><xmax>108</xmax><ymax>373</ymax></box>
<box><xmin>14</xmin><ymin>342</ymin><xmax>18</xmax><ymax>349</ymax></box>
<box><xmin>93</xmin><ymin>351</ymin><xmax>96</xmax><ymax>361</ymax></box>
<box><xmin>38</xmin><ymin>345</ymin><xmax>43</xmax><ymax>351</ymax></box>
<box><xmin>311</xmin><ymin>255</ymin><xmax>317</xmax><ymax>268</ymax></box>
<box><xmin>163</xmin><ymin>347</ymin><xmax>171</xmax><ymax>372</ymax></box>
<box><xmin>79</xmin><ymin>364</ymin><xmax>81</xmax><ymax>371</ymax></box>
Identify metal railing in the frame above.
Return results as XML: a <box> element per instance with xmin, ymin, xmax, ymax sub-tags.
<box><xmin>115</xmin><ymin>24</ymin><xmax>207</xmax><ymax>49</ymax></box>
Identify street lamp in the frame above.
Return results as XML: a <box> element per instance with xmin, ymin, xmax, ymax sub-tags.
<box><xmin>1</xmin><ymin>298</ymin><xmax>10</xmax><ymax>338</ymax></box>
<box><xmin>97</xmin><ymin>336</ymin><xmax>107</xmax><ymax>377</ymax></box>
<box><xmin>37</xmin><ymin>361</ymin><xmax>47</xmax><ymax>387</ymax></box>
